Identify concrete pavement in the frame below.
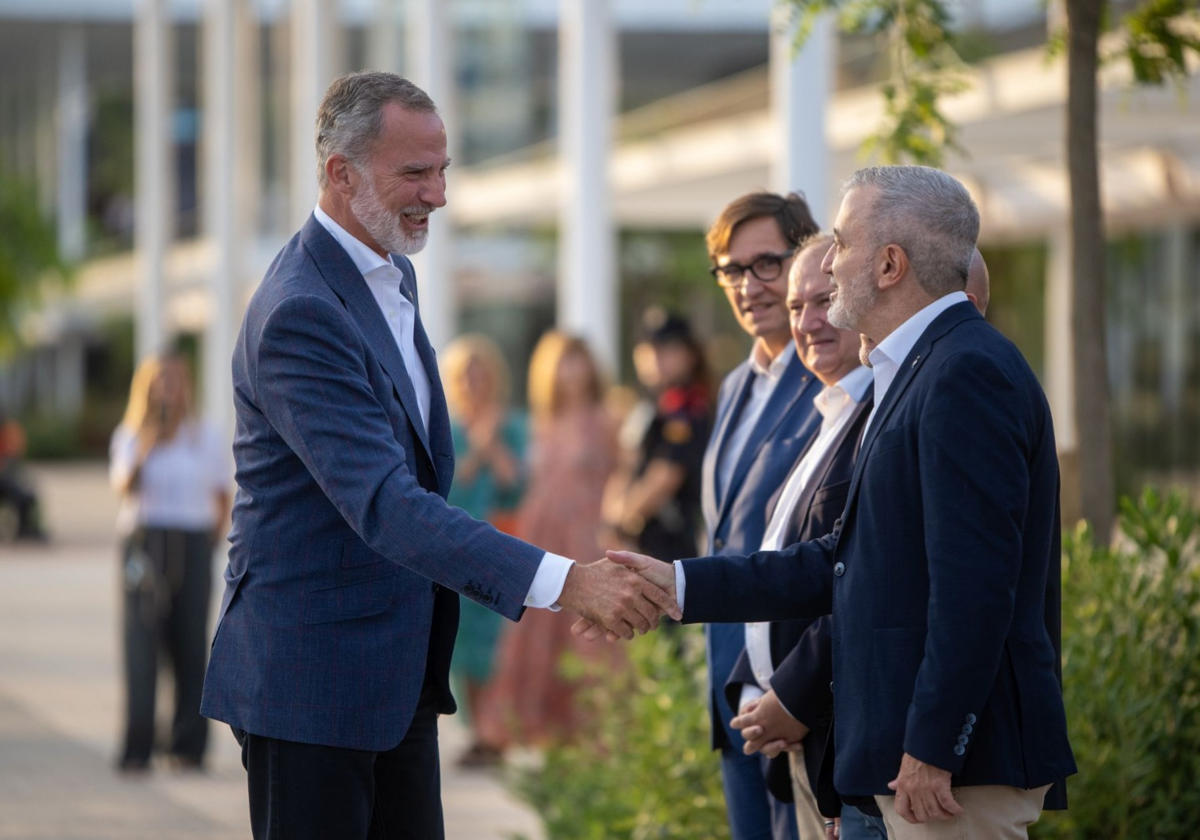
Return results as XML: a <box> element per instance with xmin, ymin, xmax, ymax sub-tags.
<box><xmin>0</xmin><ymin>462</ymin><xmax>543</xmax><ymax>840</ymax></box>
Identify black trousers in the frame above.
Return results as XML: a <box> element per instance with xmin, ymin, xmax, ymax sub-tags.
<box><xmin>234</xmin><ymin>684</ymin><xmax>444</xmax><ymax>840</ymax></box>
<box><xmin>119</xmin><ymin>527</ymin><xmax>213</xmax><ymax>769</ymax></box>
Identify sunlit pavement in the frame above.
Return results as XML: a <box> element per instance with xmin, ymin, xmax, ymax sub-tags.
<box><xmin>0</xmin><ymin>462</ymin><xmax>543</xmax><ymax>840</ymax></box>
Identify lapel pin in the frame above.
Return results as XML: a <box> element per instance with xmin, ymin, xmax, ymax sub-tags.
<box><xmin>911</xmin><ymin>355</ymin><xmax>921</xmax><ymax>367</ymax></box>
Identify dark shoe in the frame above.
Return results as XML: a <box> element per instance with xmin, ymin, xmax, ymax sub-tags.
<box><xmin>166</xmin><ymin>755</ymin><xmax>206</xmax><ymax>773</ymax></box>
<box><xmin>456</xmin><ymin>742</ymin><xmax>503</xmax><ymax>769</ymax></box>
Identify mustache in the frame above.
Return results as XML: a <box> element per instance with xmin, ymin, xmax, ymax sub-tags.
<box><xmin>398</xmin><ymin>205</ymin><xmax>436</xmax><ymax>216</ymax></box>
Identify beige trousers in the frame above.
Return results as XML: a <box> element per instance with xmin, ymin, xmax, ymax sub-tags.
<box><xmin>788</xmin><ymin>750</ymin><xmax>830</xmax><ymax>840</ymax></box>
<box><xmin>874</xmin><ymin>784</ymin><xmax>1051</xmax><ymax>840</ymax></box>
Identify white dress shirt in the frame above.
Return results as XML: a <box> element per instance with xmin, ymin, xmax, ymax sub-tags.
<box><xmin>862</xmin><ymin>291</ymin><xmax>969</xmax><ymax>439</ymax></box>
<box><xmin>738</xmin><ymin>365</ymin><xmax>873</xmax><ymax>709</ymax></box>
<box><xmin>715</xmin><ymin>341</ymin><xmax>797</xmax><ymax>502</ymax></box>
<box><xmin>313</xmin><ymin>207</ymin><xmax>572</xmax><ymax>609</ymax></box>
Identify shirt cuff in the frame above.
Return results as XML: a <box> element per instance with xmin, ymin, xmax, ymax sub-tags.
<box><xmin>738</xmin><ymin>684</ymin><xmax>766</xmax><ymax>714</ymax></box>
<box><xmin>524</xmin><ymin>552</ymin><xmax>574</xmax><ymax>610</ymax></box>
<box><xmin>674</xmin><ymin>561</ymin><xmax>686</xmax><ymax>613</ymax></box>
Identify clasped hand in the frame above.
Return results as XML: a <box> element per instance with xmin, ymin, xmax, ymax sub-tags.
<box><xmin>557</xmin><ymin>553</ymin><xmax>680</xmax><ymax>641</ymax></box>
<box><xmin>730</xmin><ymin>690</ymin><xmax>809</xmax><ymax>758</ymax></box>
<box><xmin>568</xmin><ymin>550</ymin><xmax>677</xmax><ymax>641</ymax></box>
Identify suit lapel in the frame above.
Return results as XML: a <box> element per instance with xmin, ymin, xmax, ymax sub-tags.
<box><xmin>396</xmin><ymin>258</ymin><xmax>454</xmax><ymax>495</ymax></box>
<box><xmin>721</xmin><ymin>357</ymin><xmax>816</xmax><ymax>514</ymax></box>
<box><xmin>702</xmin><ymin>364</ymin><xmax>754</xmax><ymax>524</ymax></box>
<box><xmin>790</xmin><ymin>397</ymin><xmax>872</xmax><ymax>537</ymax></box>
<box><xmin>843</xmin><ymin>303</ymin><xmax>980</xmax><ymax>514</ymax></box>
<box><xmin>302</xmin><ymin>216</ymin><xmax>434</xmax><ymax>462</ymax></box>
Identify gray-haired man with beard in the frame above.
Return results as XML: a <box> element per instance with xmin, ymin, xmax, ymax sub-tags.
<box><xmin>202</xmin><ymin>71</ymin><xmax>678</xmax><ymax>840</ymax></box>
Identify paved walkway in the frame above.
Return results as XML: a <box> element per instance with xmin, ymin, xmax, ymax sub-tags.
<box><xmin>0</xmin><ymin>462</ymin><xmax>543</xmax><ymax>840</ymax></box>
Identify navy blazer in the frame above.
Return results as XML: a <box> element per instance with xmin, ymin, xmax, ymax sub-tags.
<box><xmin>201</xmin><ymin>216</ymin><xmax>545</xmax><ymax>751</ymax></box>
<box><xmin>683</xmin><ymin>302</ymin><xmax>1077</xmax><ymax>799</ymax></box>
<box><xmin>724</xmin><ymin>395</ymin><xmax>871</xmax><ymax>808</ymax></box>
<box><xmin>699</xmin><ymin>351</ymin><xmax>822</xmax><ymax>751</ymax></box>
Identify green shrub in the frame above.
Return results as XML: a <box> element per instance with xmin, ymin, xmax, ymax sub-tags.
<box><xmin>1035</xmin><ymin>489</ymin><xmax>1200</xmax><ymax>839</ymax></box>
<box><xmin>511</xmin><ymin>625</ymin><xmax>730</xmax><ymax>840</ymax></box>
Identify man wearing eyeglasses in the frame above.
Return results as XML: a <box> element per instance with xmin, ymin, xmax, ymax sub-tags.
<box><xmin>699</xmin><ymin>191</ymin><xmax>823</xmax><ymax>840</ymax></box>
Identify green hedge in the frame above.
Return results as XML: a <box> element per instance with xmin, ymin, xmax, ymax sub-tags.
<box><xmin>511</xmin><ymin>626</ymin><xmax>730</xmax><ymax>840</ymax></box>
<box><xmin>1036</xmin><ymin>489</ymin><xmax>1200</xmax><ymax>838</ymax></box>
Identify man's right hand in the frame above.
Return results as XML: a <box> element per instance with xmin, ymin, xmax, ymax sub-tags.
<box><xmin>557</xmin><ymin>557</ymin><xmax>681</xmax><ymax>641</ymax></box>
<box><xmin>570</xmin><ymin>550</ymin><xmax>679</xmax><ymax>641</ymax></box>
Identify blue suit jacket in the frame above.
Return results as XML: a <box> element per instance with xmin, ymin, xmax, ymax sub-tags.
<box><xmin>725</xmin><ymin>395</ymin><xmax>871</xmax><ymax>809</ymax></box>
<box><xmin>200</xmin><ymin>216</ymin><xmax>545</xmax><ymax>751</ymax></box>
<box><xmin>699</xmin><ymin>351</ymin><xmax>822</xmax><ymax>751</ymax></box>
<box><xmin>683</xmin><ymin>302</ymin><xmax>1077</xmax><ymax>798</ymax></box>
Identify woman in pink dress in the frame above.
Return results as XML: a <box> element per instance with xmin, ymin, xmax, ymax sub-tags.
<box><xmin>480</xmin><ymin>332</ymin><xmax>622</xmax><ymax>749</ymax></box>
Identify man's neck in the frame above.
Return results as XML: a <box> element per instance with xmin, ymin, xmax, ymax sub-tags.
<box><xmin>756</xmin><ymin>334</ymin><xmax>791</xmax><ymax>366</ymax></box>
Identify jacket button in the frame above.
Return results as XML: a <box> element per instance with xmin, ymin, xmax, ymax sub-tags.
<box><xmin>833</xmin><ymin>562</ymin><xmax>846</xmax><ymax>577</ymax></box>
<box><xmin>965</xmin><ymin>713</ymin><xmax>977</xmax><ymax>725</ymax></box>
<box><xmin>957</xmin><ymin>734</ymin><xmax>969</xmax><ymax>746</ymax></box>
<box><xmin>953</xmin><ymin>744</ymin><xmax>966</xmax><ymax>757</ymax></box>
<box><xmin>962</xmin><ymin>724</ymin><xmax>973</xmax><ymax>735</ymax></box>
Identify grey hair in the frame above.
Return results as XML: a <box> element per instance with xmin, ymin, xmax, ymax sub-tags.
<box><xmin>315</xmin><ymin>71</ymin><xmax>437</xmax><ymax>189</ymax></box>
<box><xmin>842</xmin><ymin>166</ymin><xmax>979</xmax><ymax>297</ymax></box>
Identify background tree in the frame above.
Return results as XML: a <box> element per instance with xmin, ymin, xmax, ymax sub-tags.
<box><xmin>0</xmin><ymin>169</ymin><xmax>72</xmax><ymax>358</ymax></box>
<box><xmin>779</xmin><ymin>0</ymin><xmax>1200</xmax><ymax>539</ymax></box>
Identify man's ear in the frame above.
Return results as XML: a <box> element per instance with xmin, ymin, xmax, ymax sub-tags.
<box><xmin>324</xmin><ymin>154</ymin><xmax>357</xmax><ymax>196</ymax></box>
<box><xmin>877</xmin><ymin>243</ymin><xmax>908</xmax><ymax>292</ymax></box>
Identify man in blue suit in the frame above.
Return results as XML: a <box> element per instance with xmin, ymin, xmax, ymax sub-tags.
<box><xmin>200</xmin><ymin>72</ymin><xmax>677</xmax><ymax>840</ymax></box>
<box><xmin>603</xmin><ymin>166</ymin><xmax>1075</xmax><ymax>838</ymax></box>
<box><xmin>700</xmin><ymin>191</ymin><xmax>822</xmax><ymax>840</ymax></box>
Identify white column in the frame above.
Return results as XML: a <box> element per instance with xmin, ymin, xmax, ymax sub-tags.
<box><xmin>1045</xmin><ymin>229</ymin><xmax>1076</xmax><ymax>452</ymax></box>
<box><xmin>407</xmin><ymin>0</ymin><xmax>456</xmax><ymax>351</ymax></box>
<box><xmin>770</xmin><ymin>10</ymin><xmax>833</xmax><ymax>224</ymax></box>
<box><xmin>134</xmin><ymin>0</ymin><xmax>174</xmax><ymax>361</ymax></box>
<box><xmin>56</xmin><ymin>25</ymin><xmax>88</xmax><ymax>262</ymax></box>
<box><xmin>203</xmin><ymin>0</ymin><xmax>237</xmax><ymax>437</ymax></box>
<box><xmin>290</xmin><ymin>0</ymin><xmax>340</xmax><ymax>231</ymax></box>
<box><xmin>557</xmin><ymin>0</ymin><xmax>617</xmax><ymax>373</ymax></box>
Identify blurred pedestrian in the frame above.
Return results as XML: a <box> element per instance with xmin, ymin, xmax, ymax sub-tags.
<box><xmin>441</xmin><ymin>334</ymin><xmax>527</xmax><ymax>768</ymax></box>
<box><xmin>603</xmin><ymin>309</ymin><xmax>711</xmax><ymax>563</ymax></box>
<box><xmin>483</xmin><ymin>332</ymin><xmax>620</xmax><ymax>748</ymax></box>
<box><xmin>0</xmin><ymin>407</ymin><xmax>45</xmax><ymax>541</ymax></box>
<box><xmin>109</xmin><ymin>346</ymin><xmax>231</xmax><ymax>773</ymax></box>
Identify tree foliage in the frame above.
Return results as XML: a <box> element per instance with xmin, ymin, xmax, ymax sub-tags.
<box><xmin>1034</xmin><ymin>489</ymin><xmax>1200</xmax><ymax>838</ymax></box>
<box><xmin>0</xmin><ymin>169</ymin><xmax>72</xmax><ymax>357</ymax></box>
<box><xmin>778</xmin><ymin>0</ymin><xmax>968</xmax><ymax>166</ymax></box>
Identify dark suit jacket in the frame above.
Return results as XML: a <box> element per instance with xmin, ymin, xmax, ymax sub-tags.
<box><xmin>683</xmin><ymin>302</ymin><xmax>1077</xmax><ymax>800</ymax></box>
<box><xmin>201</xmin><ymin>216</ymin><xmax>545</xmax><ymax>752</ymax></box>
<box><xmin>724</xmin><ymin>394</ymin><xmax>871</xmax><ymax>808</ymax></box>
<box><xmin>699</xmin><ymin>352</ymin><xmax>822</xmax><ymax>752</ymax></box>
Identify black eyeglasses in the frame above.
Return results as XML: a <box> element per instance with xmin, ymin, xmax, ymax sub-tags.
<box><xmin>710</xmin><ymin>250</ymin><xmax>795</xmax><ymax>289</ymax></box>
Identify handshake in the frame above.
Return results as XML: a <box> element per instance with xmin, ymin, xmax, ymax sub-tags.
<box><xmin>556</xmin><ymin>550</ymin><xmax>680</xmax><ymax>642</ymax></box>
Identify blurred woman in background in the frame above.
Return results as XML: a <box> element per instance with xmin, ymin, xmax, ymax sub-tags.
<box><xmin>603</xmin><ymin>309</ymin><xmax>711</xmax><ymax>564</ymax></box>
<box><xmin>442</xmin><ymin>334</ymin><xmax>526</xmax><ymax>768</ymax></box>
<box><xmin>109</xmin><ymin>346</ymin><xmax>230</xmax><ymax>774</ymax></box>
<box><xmin>483</xmin><ymin>332</ymin><xmax>620</xmax><ymax>749</ymax></box>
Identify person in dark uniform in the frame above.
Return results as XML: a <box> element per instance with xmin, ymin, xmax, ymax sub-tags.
<box><xmin>603</xmin><ymin>309</ymin><xmax>711</xmax><ymax>563</ymax></box>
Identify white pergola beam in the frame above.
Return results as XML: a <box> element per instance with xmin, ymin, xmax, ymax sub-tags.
<box><xmin>769</xmin><ymin>10</ymin><xmax>833</xmax><ymax>223</ymax></box>
<box><xmin>557</xmin><ymin>0</ymin><xmax>617</xmax><ymax>372</ymax></box>
<box><xmin>407</xmin><ymin>0</ymin><xmax>456</xmax><ymax>352</ymax></box>
<box><xmin>134</xmin><ymin>0</ymin><xmax>172</xmax><ymax>361</ymax></box>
